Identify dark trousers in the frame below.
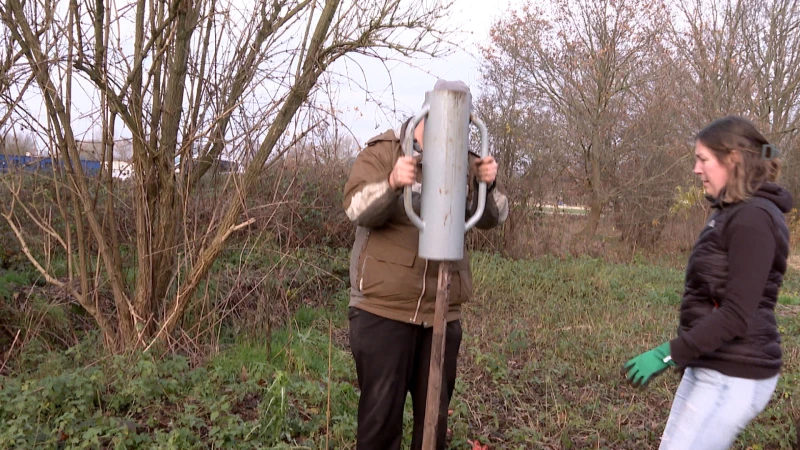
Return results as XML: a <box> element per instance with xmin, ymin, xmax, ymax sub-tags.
<box><xmin>348</xmin><ymin>307</ymin><xmax>462</xmax><ymax>450</ymax></box>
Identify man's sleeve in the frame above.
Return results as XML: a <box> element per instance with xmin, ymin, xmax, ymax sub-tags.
<box><xmin>469</xmin><ymin>182</ymin><xmax>509</xmax><ymax>230</ymax></box>
<box><xmin>465</xmin><ymin>153</ymin><xmax>510</xmax><ymax>232</ymax></box>
<box><xmin>343</xmin><ymin>144</ymin><xmax>399</xmax><ymax>228</ymax></box>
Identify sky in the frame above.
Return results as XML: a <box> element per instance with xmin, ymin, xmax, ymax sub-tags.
<box><xmin>332</xmin><ymin>0</ymin><xmax>521</xmax><ymax>146</ymax></box>
<box><xmin>8</xmin><ymin>0</ymin><xmax>523</xmax><ymax>154</ymax></box>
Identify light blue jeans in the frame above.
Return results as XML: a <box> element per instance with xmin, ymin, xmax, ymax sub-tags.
<box><xmin>659</xmin><ymin>367</ymin><xmax>779</xmax><ymax>450</ymax></box>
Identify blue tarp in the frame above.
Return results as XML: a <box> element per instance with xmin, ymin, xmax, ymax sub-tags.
<box><xmin>0</xmin><ymin>154</ymin><xmax>101</xmax><ymax>177</ymax></box>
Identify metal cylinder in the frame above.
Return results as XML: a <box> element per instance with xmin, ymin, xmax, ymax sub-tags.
<box><xmin>404</xmin><ymin>88</ymin><xmax>488</xmax><ymax>261</ymax></box>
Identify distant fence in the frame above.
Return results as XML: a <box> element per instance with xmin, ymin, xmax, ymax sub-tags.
<box><xmin>1</xmin><ymin>155</ymin><xmax>243</xmax><ymax>179</ymax></box>
<box><xmin>0</xmin><ymin>154</ymin><xmax>102</xmax><ymax>177</ymax></box>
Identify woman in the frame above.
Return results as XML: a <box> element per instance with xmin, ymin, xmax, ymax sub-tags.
<box><xmin>623</xmin><ymin>116</ymin><xmax>792</xmax><ymax>449</ymax></box>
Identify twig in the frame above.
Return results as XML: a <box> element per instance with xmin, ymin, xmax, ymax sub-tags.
<box><xmin>219</xmin><ymin>218</ymin><xmax>256</xmax><ymax>242</ymax></box>
<box><xmin>0</xmin><ymin>330</ymin><xmax>21</xmax><ymax>373</ymax></box>
<box><xmin>326</xmin><ymin>317</ymin><xmax>333</xmax><ymax>450</ymax></box>
<box><xmin>145</xmin><ymin>217</ymin><xmax>257</xmax><ymax>351</ymax></box>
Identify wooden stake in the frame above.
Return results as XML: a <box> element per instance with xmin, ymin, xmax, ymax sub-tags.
<box><xmin>422</xmin><ymin>260</ymin><xmax>451</xmax><ymax>450</ymax></box>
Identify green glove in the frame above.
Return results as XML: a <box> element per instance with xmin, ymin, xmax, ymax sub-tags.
<box><xmin>623</xmin><ymin>342</ymin><xmax>676</xmax><ymax>387</ymax></box>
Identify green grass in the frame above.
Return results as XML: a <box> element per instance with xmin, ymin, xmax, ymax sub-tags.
<box><xmin>0</xmin><ymin>269</ymin><xmax>31</xmax><ymax>300</ymax></box>
<box><xmin>1</xmin><ymin>254</ymin><xmax>797</xmax><ymax>449</ymax></box>
<box><xmin>0</xmin><ymin>304</ymin><xmax>360</xmax><ymax>449</ymax></box>
<box><xmin>780</xmin><ymin>267</ymin><xmax>800</xmax><ymax>306</ymax></box>
<box><xmin>456</xmin><ymin>253</ymin><xmax>799</xmax><ymax>449</ymax></box>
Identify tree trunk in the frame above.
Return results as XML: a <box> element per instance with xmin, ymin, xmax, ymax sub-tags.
<box><xmin>581</xmin><ymin>134</ymin><xmax>604</xmax><ymax>238</ymax></box>
<box><xmin>582</xmin><ymin>192</ymin><xmax>603</xmax><ymax>238</ymax></box>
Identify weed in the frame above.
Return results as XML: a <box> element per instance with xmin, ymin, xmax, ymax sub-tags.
<box><xmin>1</xmin><ymin>254</ymin><xmax>796</xmax><ymax>449</ymax></box>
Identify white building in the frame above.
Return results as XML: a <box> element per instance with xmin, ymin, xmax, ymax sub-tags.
<box><xmin>110</xmin><ymin>160</ymin><xmax>133</xmax><ymax>179</ymax></box>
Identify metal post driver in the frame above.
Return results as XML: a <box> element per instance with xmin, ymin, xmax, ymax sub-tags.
<box><xmin>404</xmin><ymin>87</ymin><xmax>489</xmax><ymax>450</ymax></box>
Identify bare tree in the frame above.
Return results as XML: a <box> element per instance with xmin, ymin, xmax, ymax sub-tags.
<box><xmin>474</xmin><ymin>33</ymin><xmax>561</xmax><ymax>254</ymax></box>
<box><xmin>284</xmin><ymin>121</ymin><xmax>360</xmax><ymax>165</ymax></box>
<box><xmin>671</xmin><ymin>0</ymin><xmax>800</xmax><ymax>194</ymax></box>
<box><xmin>0</xmin><ymin>0</ymin><xmax>453</xmax><ymax>350</ymax></box>
<box><xmin>0</xmin><ymin>129</ymin><xmax>37</xmax><ymax>156</ymax></box>
<box><xmin>740</xmin><ymin>0</ymin><xmax>800</xmax><ymax>191</ymax></box>
<box><xmin>479</xmin><ymin>0</ymin><xmax>678</xmax><ymax>238</ymax></box>
<box><xmin>609</xmin><ymin>51</ymin><xmax>696</xmax><ymax>246</ymax></box>
<box><xmin>672</xmin><ymin>0</ymin><xmax>753</xmax><ymax>124</ymax></box>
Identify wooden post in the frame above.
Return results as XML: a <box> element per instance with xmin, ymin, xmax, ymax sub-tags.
<box><xmin>421</xmin><ymin>260</ymin><xmax>451</xmax><ymax>450</ymax></box>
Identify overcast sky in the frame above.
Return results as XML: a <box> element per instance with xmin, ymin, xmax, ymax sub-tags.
<box><xmin>13</xmin><ymin>0</ymin><xmax>522</xmax><ymax>153</ymax></box>
<box><xmin>333</xmin><ymin>0</ymin><xmax>520</xmax><ymax>145</ymax></box>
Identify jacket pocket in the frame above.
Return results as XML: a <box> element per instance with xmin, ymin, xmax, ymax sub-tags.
<box><xmin>449</xmin><ymin>256</ymin><xmax>472</xmax><ymax>306</ymax></box>
<box><xmin>360</xmin><ymin>239</ymin><xmax>417</xmax><ymax>300</ymax></box>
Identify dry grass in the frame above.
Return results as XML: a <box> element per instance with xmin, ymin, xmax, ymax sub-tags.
<box><xmin>448</xmin><ymin>253</ymin><xmax>800</xmax><ymax>449</ymax></box>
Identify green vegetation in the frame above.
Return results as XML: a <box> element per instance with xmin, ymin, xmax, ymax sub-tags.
<box><xmin>0</xmin><ymin>254</ymin><xmax>797</xmax><ymax>449</ymax></box>
<box><xmin>459</xmin><ymin>253</ymin><xmax>798</xmax><ymax>449</ymax></box>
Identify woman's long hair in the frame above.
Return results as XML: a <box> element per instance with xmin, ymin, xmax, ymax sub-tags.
<box><xmin>696</xmin><ymin>115</ymin><xmax>781</xmax><ymax>203</ymax></box>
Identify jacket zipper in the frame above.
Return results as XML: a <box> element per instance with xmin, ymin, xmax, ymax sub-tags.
<box><xmin>359</xmin><ymin>259</ymin><xmax>366</xmax><ymax>291</ymax></box>
<box><xmin>357</xmin><ymin>231</ymin><xmax>370</xmax><ymax>291</ymax></box>
<box><xmin>411</xmin><ymin>259</ymin><xmax>429</xmax><ymax>323</ymax></box>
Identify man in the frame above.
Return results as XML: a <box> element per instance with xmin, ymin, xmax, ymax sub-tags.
<box><xmin>343</xmin><ymin>79</ymin><xmax>509</xmax><ymax>450</ymax></box>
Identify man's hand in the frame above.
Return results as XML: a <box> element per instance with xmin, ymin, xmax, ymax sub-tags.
<box><xmin>389</xmin><ymin>156</ymin><xmax>416</xmax><ymax>190</ymax></box>
<box><xmin>474</xmin><ymin>156</ymin><xmax>498</xmax><ymax>184</ymax></box>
